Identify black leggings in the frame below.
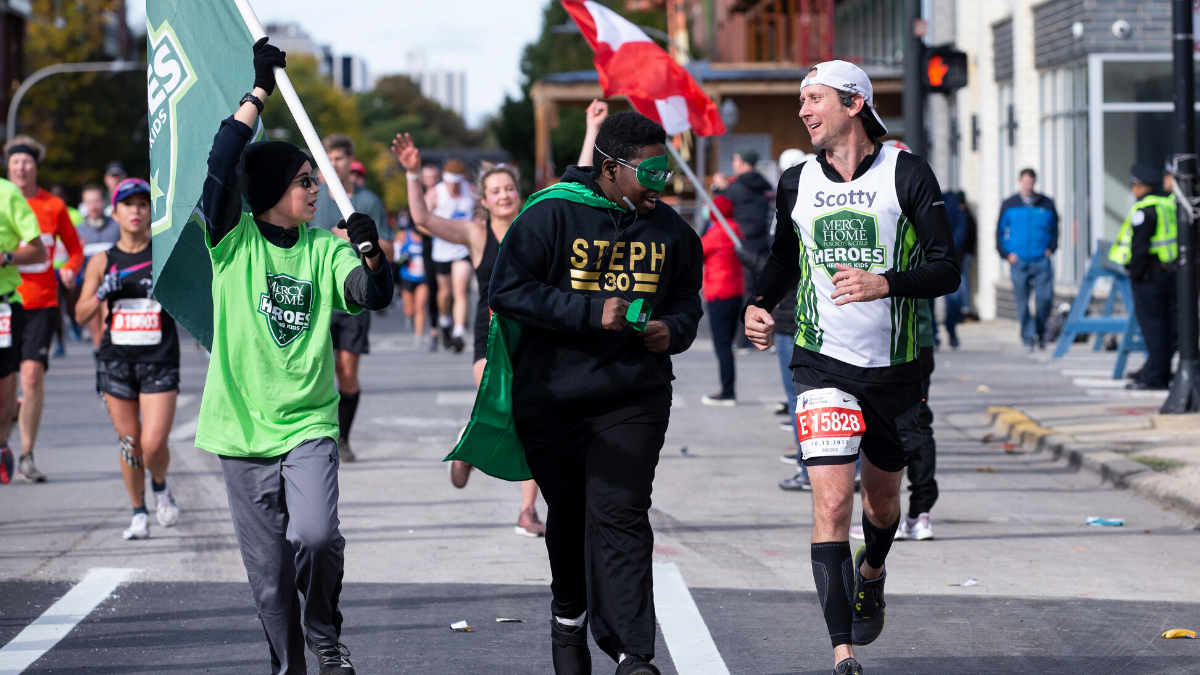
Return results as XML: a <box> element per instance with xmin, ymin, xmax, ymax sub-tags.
<box><xmin>516</xmin><ymin>386</ymin><xmax>671</xmax><ymax>661</ymax></box>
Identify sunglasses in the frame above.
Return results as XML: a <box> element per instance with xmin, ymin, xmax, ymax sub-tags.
<box><xmin>294</xmin><ymin>175</ymin><xmax>319</xmax><ymax>189</ymax></box>
<box><xmin>596</xmin><ymin>148</ymin><xmax>673</xmax><ymax>190</ymax></box>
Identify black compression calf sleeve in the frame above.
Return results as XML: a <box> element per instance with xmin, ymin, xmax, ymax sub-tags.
<box><xmin>862</xmin><ymin>513</ymin><xmax>901</xmax><ymax>570</ymax></box>
<box><xmin>811</xmin><ymin>541</ymin><xmax>854</xmax><ymax>648</ymax></box>
<box><xmin>337</xmin><ymin>391</ymin><xmax>360</xmax><ymax>440</ymax></box>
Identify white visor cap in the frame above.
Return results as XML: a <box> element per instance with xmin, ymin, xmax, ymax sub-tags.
<box><xmin>801</xmin><ymin>60</ymin><xmax>888</xmax><ymax>137</ymax></box>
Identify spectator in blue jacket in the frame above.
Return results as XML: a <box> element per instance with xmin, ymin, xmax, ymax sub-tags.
<box><xmin>997</xmin><ymin>168</ymin><xmax>1058</xmax><ymax>350</ymax></box>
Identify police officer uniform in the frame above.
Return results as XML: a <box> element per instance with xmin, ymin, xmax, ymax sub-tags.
<box><xmin>1109</xmin><ymin>163</ymin><xmax>1178</xmax><ymax>390</ymax></box>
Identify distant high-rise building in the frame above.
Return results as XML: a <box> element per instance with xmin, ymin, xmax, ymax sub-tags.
<box><xmin>405</xmin><ymin>51</ymin><xmax>466</xmax><ymax>118</ymax></box>
<box><xmin>336</xmin><ymin>54</ymin><xmax>370</xmax><ymax>93</ymax></box>
<box><xmin>265</xmin><ymin>23</ymin><xmax>367</xmax><ymax>92</ymax></box>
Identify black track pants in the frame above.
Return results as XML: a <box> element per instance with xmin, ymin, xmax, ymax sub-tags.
<box><xmin>906</xmin><ymin>346</ymin><xmax>939</xmax><ymax>517</ymax></box>
<box><xmin>516</xmin><ymin>386</ymin><xmax>671</xmax><ymax>661</ymax></box>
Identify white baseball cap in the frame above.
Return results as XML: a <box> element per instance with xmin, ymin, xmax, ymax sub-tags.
<box><xmin>801</xmin><ymin>60</ymin><xmax>888</xmax><ymax>137</ymax></box>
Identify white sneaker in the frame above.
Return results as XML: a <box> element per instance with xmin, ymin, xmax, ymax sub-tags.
<box><xmin>155</xmin><ymin>487</ymin><xmax>179</xmax><ymax>527</ymax></box>
<box><xmin>910</xmin><ymin>512</ymin><xmax>933</xmax><ymax>540</ymax></box>
<box><xmin>850</xmin><ymin>525</ymin><xmax>864</xmax><ymax>540</ymax></box>
<box><xmin>123</xmin><ymin>513</ymin><xmax>150</xmax><ymax>540</ymax></box>
<box><xmin>894</xmin><ymin>518</ymin><xmax>912</xmax><ymax>540</ymax></box>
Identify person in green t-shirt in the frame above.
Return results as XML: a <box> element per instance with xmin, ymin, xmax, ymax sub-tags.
<box><xmin>195</xmin><ymin>38</ymin><xmax>392</xmax><ymax>675</ymax></box>
<box><xmin>0</xmin><ymin>176</ymin><xmax>47</xmax><ymax>485</ymax></box>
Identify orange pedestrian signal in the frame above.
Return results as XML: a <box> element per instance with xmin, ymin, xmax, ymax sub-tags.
<box><xmin>924</xmin><ymin>47</ymin><xmax>967</xmax><ymax>93</ymax></box>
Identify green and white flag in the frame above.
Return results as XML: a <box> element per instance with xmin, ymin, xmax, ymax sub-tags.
<box><xmin>148</xmin><ymin>0</ymin><xmax>263</xmax><ymax>351</ymax></box>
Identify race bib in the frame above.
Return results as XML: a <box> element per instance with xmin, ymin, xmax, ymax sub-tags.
<box><xmin>796</xmin><ymin>387</ymin><xmax>866</xmax><ymax>461</ymax></box>
<box><xmin>17</xmin><ymin>233</ymin><xmax>56</xmax><ymax>274</ymax></box>
<box><xmin>406</xmin><ymin>256</ymin><xmax>425</xmax><ymax>277</ymax></box>
<box><xmin>111</xmin><ymin>298</ymin><xmax>162</xmax><ymax>346</ymax></box>
<box><xmin>0</xmin><ymin>303</ymin><xmax>10</xmax><ymax>349</ymax></box>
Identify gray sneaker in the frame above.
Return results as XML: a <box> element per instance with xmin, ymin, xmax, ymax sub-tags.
<box><xmin>17</xmin><ymin>453</ymin><xmax>47</xmax><ymax>483</ymax></box>
<box><xmin>851</xmin><ymin>545</ymin><xmax>887</xmax><ymax>646</ymax></box>
<box><xmin>337</xmin><ymin>437</ymin><xmax>356</xmax><ymax>463</ymax></box>
<box><xmin>778</xmin><ymin>472</ymin><xmax>810</xmax><ymax>491</ymax></box>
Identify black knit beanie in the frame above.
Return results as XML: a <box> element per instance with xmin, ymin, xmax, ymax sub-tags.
<box><xmin>243</xmin><ymin>141</ymin><xmax>312</xmax><ymax>217</ymax></box>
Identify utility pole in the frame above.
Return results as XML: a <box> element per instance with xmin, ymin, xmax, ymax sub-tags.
<box><xmin>902</xmin><ymin>0</ymin><xmax>927</xmax><ymax>157</ymax></box>
<box><xmin>1163</xmin><ymin>0</ymin><xmax>1200</xmax><ymax>413</ymax></box>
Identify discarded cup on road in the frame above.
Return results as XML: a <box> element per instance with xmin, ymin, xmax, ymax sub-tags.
<box><xmin>949</xmin><ymin>577</ymin><xmax>978</xmax><ymax>587</ymax></box>
<box><xmin>1161</xmin><ymin>629</ymin><xmax>1196</xmax><ymax>639</ymax></box>
<box><xmin>1086</xmin><ymin>516</ymin><xmax>1124</xmax><ymax>527</ymax></box>
<box><xmin>450</xmin><ymin>621</ymin><xmax>471</xmax><ymax>632</ymax></box>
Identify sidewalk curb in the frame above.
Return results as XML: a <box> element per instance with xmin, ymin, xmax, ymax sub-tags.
<box><xmin>983</xmin><ymin>406</ymin><xmax>1200</xmax><ymax>520</ymax></box>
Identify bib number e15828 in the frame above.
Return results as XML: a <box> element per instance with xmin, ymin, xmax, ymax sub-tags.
<box><xmin>0</xmin><ymin>303</ymin><xmax>11</xmax><ymax>349</ymax></box>
<box><xmin>111</xmin><ymin>298</ymin><xmax>162</xmax><ymax>346</ymax></box>
<box><xmin>796</xmin><ymin>387</ymin><xmax>866</xmax><ymax>461</ymax></box>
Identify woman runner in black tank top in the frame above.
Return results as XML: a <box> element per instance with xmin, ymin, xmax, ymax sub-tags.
<box><xmin>391</xmin><ymin>133</ymin><xmax>548</xmax><ymax>537</ymax></box>
<box><xmin>75</xmin><ymin>179</ymin><xmax>181</xmax><ymax>541</ymax></box>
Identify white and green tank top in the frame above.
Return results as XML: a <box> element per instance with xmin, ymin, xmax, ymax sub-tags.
<box><xmin>790</xmin><ymin>145</ymin><xmax>920</xmax><ymax>367</ymax></box>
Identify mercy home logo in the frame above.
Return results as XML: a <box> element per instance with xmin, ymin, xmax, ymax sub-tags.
<box><xmin>258</xmin><ymin>274</ymin><xmax>314</xmax><ymax>347</ymax></box>
<box><xmin>810</xmin><ymin>208</ymin><xmax>885</xmax><ymax>276</ymax></box>
<box><xmin>146</xmin><ymin>20</ymin><xmax>197</xmax><ymax>236</ymax></box>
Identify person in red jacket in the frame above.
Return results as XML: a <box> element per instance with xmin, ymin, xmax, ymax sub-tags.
<box><xmin>700</xmin><ymin>195</ymin><xmax>744</xmax><ymax>406</ymax></box>
<box><xmin>6</xmin><ymin>136</ymin><xmax>83</xmax><ymax>483</ymax></box>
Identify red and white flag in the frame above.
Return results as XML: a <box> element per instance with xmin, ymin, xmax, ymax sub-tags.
<box><xmin>562</xmin><ymin>0</ymin><xmax>726</xmax><ymax>137</ymax></box>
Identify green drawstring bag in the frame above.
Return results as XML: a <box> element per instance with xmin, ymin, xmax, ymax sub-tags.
<box><xmin>444</xmin><ymin>182</ymin><xmax>621</xmax><ymax>481</ymax></box>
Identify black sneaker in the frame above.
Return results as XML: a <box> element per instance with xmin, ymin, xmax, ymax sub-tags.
<box><xmin>615</xmin><ymin>655</ymin><xmax>659</xmax><ymax>675</ymax></box>
<box><xmin>306</xmin><ymin>634</ymin><xmax>355</xmax><ymax>674</ymax></box>
<box><xmin>851</xmin><ymin>544</ymin><xmax>886</xmax><ymax>646</ymax></box>
<box><xmin>450</xmin><ymin>334</ymin><xmax>465</xmax><ymax>353</ymax></box>
<box><xmin>835</xmin><ymin>657</ymin><xmax>864</xmax><ymax>674</ymax></box>
<box><xmin>440</xmin><ymin>325</ymin><xmax>452</xmax><ymax>348</ymax></box>
<box><xmin>550</xmin><ymin>617</ymin><xmax>591</xmax><ymax>675</ymax></box>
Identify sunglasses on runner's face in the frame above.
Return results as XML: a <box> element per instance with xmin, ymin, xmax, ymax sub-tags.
<box><xmin>597</xmin><ymin>148</ymin><xmax>673</xmax><ymax>191</ymax></box>
<box><xmin>294</xmin><ymin>175</ymin><xmax>318</xmax><ymax>189</ymax></box>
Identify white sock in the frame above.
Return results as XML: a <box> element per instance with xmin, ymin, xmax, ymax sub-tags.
<box><xmin>556</xmin><ymin>611</ymin><xmax>586</xmax><ymax>627</ymax></box>
<box><xmin>452</xmin><ymin>324</ymin><xmax>465</xmax><ymax>338</ymax></box>
<box><xmin>439</xmin><ymin>315</ymin><xmax>452</xmax><ymax>328</ymax></box>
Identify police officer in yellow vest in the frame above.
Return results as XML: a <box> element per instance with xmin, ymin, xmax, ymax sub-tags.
<box><xmin>1109</xmin><ymin>163</ymin><xmax>1178</xmax><ymax>390</ymax></box>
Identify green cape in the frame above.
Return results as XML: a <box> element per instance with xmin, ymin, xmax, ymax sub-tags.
<box><xmin>443</xmin><ymin>182</ymin><xmax>620</xmax><ymax>481</ymax></box>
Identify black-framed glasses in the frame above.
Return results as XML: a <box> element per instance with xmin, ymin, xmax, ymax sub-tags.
<box><xmin>295</xmin><ymin>175</ymin><xmax>319</xmax><ymax>189</ymax></box>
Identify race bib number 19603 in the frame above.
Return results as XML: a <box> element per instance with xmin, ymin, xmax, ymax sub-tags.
<box><xmin>796</xmin><ymin>387</ymin><xmax>866</xmax><ymax>461</ymax></box>
<box><xmin>111</xmin><ymin>298</ymin><xmax>163</xmax><ymax>346</ymax></box>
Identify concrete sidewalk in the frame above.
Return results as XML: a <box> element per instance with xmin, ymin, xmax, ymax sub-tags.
<box><xmin>956</xmin><ymin>318</ymin><xmax>1200</xmax><ymax>521</ymax></box>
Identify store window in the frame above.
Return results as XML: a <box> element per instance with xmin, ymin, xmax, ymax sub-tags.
<box><xmin>1040</xmin><ymin>64</ymin><xmax>1088</xmax><ymax>284</ymax></box>
<box><xmin>998</xmin><ymin>83</ymin><xmax>1016</xmax><ymax>202</ymax></box>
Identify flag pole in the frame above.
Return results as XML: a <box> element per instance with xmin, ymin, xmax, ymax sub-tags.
<box><xmin>663</xmin><ymin>141</ymin><xmax>742</xmax><ymax>252</ymax></box>
<box><xmin>231</xmin><ymin>0</ymin><xmax>356</xmax><ymax>224</ymax></box>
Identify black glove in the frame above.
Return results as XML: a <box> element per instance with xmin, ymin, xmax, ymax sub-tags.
<box><xmin>339</xmin><ymin>213</ymin><xmax>382</xmax><ymax>259</ymax></box>
<box><xmin>252</xmin><ymin>37</ymin><xmax>286</xmax><ymax>95</ymax></box>
<box><xmin>95</xmin><ymin>270</ymin><xmax>122</xmax><ymax>301</ymax></box>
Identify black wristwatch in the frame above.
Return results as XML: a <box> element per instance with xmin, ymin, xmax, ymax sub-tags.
<box><xmin>1</xmin><ymin>252</ymin><xmax>12</xmax><ymax>267</ymax></box>
<box><xmin>239</xmin><ymin>92</ymin><xmax>264</xmax><ymax>114</ymax></box>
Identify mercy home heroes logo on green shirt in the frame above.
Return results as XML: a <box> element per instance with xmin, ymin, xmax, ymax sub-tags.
<box><xmin>810</xmin><ymin>208</ymin><xmax>886</xmax><ymax>276</ymax></box>
<box><xmin>146</xmin><ymin>20</ymin><xmax>197</xmax><ymax>236</ymax></box>
<box><xmin>258</xmin><ymin>274</ymin><xmax>314</xmax><ymax>347</ymax></box>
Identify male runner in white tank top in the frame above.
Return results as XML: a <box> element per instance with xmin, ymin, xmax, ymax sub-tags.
<box><xmin>743</xmin><ymin>61</ymin><xmax>959</xmax><ymax>675</ymax></box>
<box><xmin>427</xmin><ymin>158</ymin><xmax>475</xmax><ymax>352</ymax></box>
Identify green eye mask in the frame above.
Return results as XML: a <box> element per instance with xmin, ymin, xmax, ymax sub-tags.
<box><xmin>635</xmin><ymin>155</ymin><xmax>672</xmax><ymax>191</ymax></box>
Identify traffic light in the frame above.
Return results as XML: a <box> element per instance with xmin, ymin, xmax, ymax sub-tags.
<box><xmin>924</xmin><ymin>47</ymin><xmax>968</xmax><ymax>93</ymax></box>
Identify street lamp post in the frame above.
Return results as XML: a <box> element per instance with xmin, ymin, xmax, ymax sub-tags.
<box><xmin>1162</xmin><ymin>0</ymin><xmax>1200</xmax><ymax>413</ymax></box>
<box><xmin>5</xmin><ymin>60</ymin><xmax>144</xmax><ymax>142</ymax></box>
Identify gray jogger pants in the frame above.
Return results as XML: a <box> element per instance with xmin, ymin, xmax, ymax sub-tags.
<box><xmin>220</xmin><ymin>436</ymin><xmax>345</xmax><ymax>675</ymax></box>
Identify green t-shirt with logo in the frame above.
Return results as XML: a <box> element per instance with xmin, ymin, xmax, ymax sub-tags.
<box><xmin>0</xmin><ymin>178</ymin><xmax>44</xmax><ymax>301</ymax></box>
<box><xmin>196</xmin><ymin>212</ymin><xmax>363</xmax><ymax>458</ymax></box>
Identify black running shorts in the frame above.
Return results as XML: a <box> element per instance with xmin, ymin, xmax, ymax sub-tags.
<box><xmin>792</xmin><ymin>364</ymin><xmax>923</xmax><ymax>473</ymax></box>
<box><xmin>0</xmin><ymin>302</ymin><xmax>24</xmax><ymax>378</ymax></box>
<box><xmin>330</xmin><ymin>310</ymin><xmax>371</xmax><ymax>355</ymax></box>
<box><xmin>96</xmin><ymin>359</ymin><xmax>180</xmax><ymax>399</ymax></box>
<box><xmin>20</xmin><ymin>306</ymin><xmax>57</xmax><ymax>368</ymax></box>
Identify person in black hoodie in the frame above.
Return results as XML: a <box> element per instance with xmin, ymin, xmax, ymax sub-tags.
<box><xmin>488</xmin><ymin>112</ymin><xmax>703</xmax><ymax>675</ymax></box>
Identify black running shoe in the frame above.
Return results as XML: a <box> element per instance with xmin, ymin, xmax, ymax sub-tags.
<box><xmin>551</xmin><ymin>617</ymin><xmax>591</xmax><ymax>675</ymax></box>
<box><xmin>306</xmin><ymin>635</ymin><xmax>355</xmax><ymax>674</ymax></box>
<box><xmin>440</xmin><ymin>325</ymin><xmax>452</xmax><ymax>348</ymax></box>
<box><xmin>450</xmin><ymin>334</ymin><xmax>465</xmax><ymax>353</ymax></box>
<box><xmin>614</xmin><ymin>655</ymin><xmax>660</xmax><ymax>675</ymax></box>
<box><xmin>834</xmin><ymin>657</ymin><xmax>864</xmax><ymax>674</ymax></box>
<box><xmin>851</xmin><ymin>544</ymin><xmax>886</xmax><ymax>646</ymax></box>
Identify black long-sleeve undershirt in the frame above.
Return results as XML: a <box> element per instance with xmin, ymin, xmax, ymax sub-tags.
<box><xmin>751</xmin><ymin>143</ymin><xmax>959</xmax><ymax>315</ymax></box>
<box><xmin>200</xmin><ymin>115</ymin><xmax>392</xmax><ymax>310</ymax></box>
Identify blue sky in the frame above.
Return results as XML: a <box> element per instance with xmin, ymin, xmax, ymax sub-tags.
<box><xmin>127</xmin><ymin>0</ymin><xmax>547</xmax><ymax>127</ymax></box>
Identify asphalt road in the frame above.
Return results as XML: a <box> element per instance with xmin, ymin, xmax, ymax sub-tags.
<box><xmin>1</xmin><ymin>312</ymin><xmax>1197</xmax><ymax>674</ymax></box>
